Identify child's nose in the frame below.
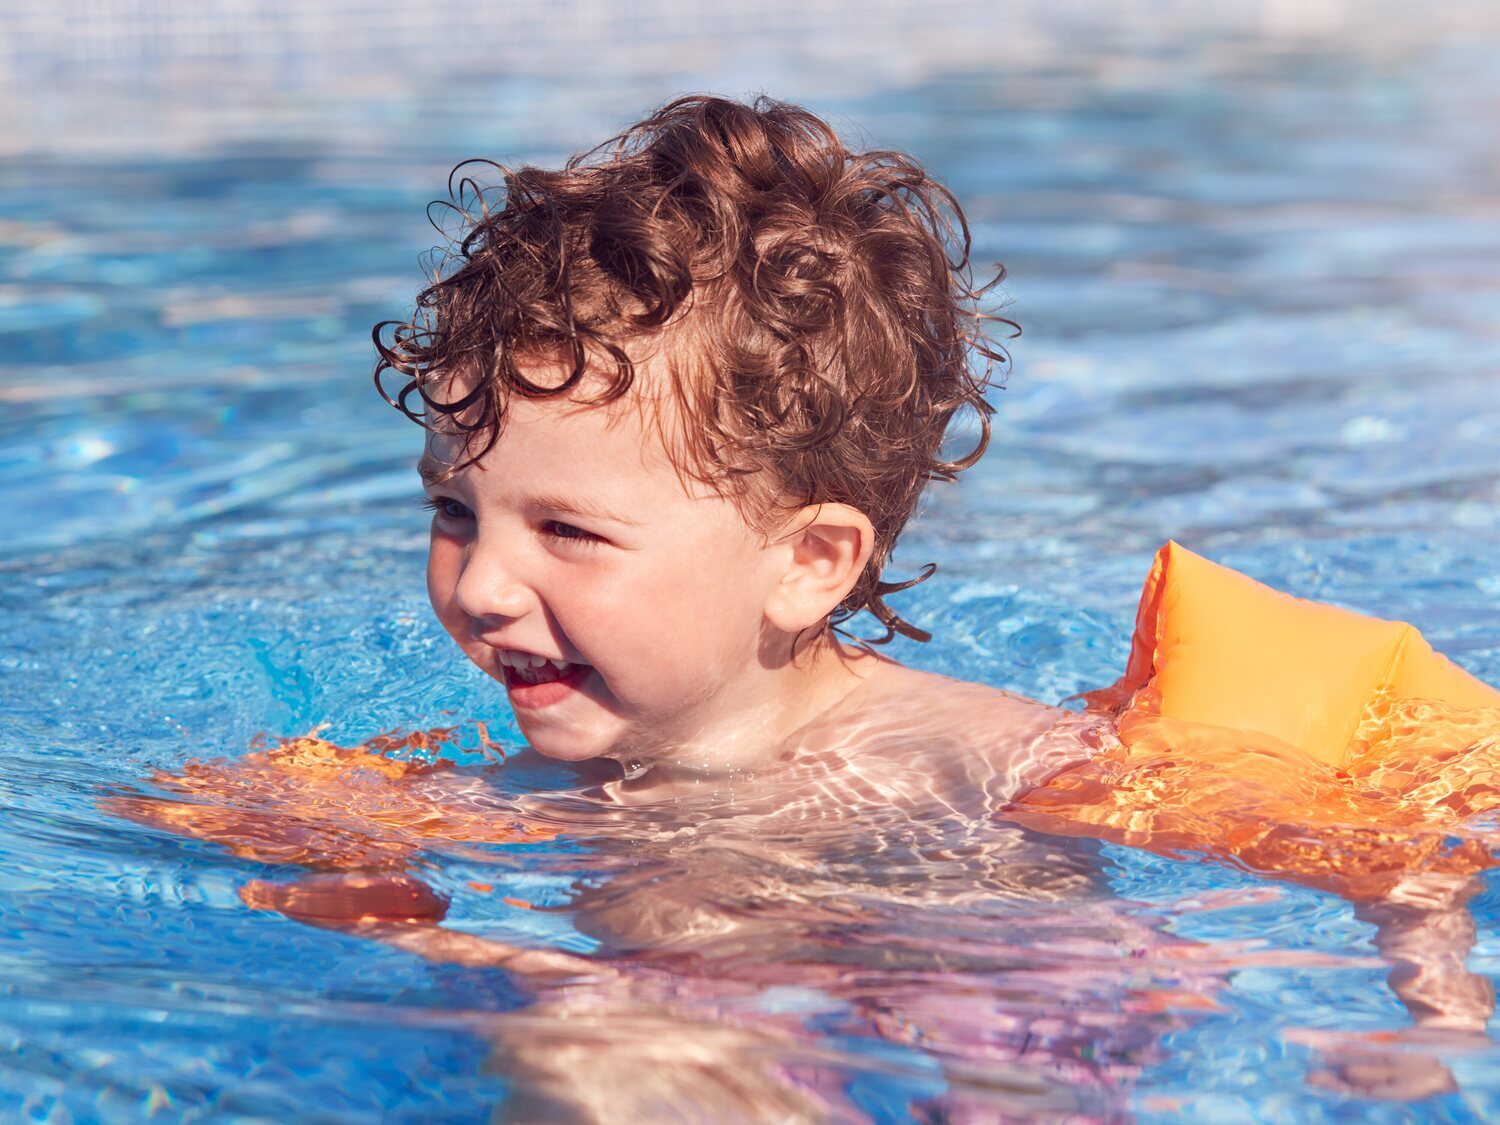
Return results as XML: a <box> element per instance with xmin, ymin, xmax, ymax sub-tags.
<box><xmin>453</xmin><ymin>536</ymin><xmax>535</xmax><ymax>622</ymax></box>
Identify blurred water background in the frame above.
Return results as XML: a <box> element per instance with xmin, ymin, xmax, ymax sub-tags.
<box><xmin>3</xmin><ymin>1</ymin><xmax>1500</xmax><ymax>1120</ymax></box>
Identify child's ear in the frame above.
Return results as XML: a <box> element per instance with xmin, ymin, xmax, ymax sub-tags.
<box><xmin>763</xmin><ymin>503</ymin><xmax>875</xmax><ymax>634</ymax></box>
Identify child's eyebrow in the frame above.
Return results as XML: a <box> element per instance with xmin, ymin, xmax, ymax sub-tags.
<box><xmin>530</xmin><ymin>492</ymin><xmax>645</xmax><ymax>528</ymax></box>
<box><xmin>417</xmin><ymin>455</ymin><xmax>643</xmax><ymax>528</ymax></box>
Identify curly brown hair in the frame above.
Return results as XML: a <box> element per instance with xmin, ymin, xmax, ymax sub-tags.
<box><xmin>373</xmin><ymin>94</ymin><xmax>1013</xmax><ymax>644</ymax></box>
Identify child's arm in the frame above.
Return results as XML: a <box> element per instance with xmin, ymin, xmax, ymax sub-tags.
<box><xmin>239</xmin><ymin>872</ymin><xmax>607</xmax><ymax>981</ymax></box>
<box><xmin>1356</xmin><ymin>873</ymin><xmax>1494</xmax><ymax>1035</ymax></box>
<box><xmin>244</xmin><ymin>872</ymin><xmax>854</xmax><ymax>1123</ymax></box>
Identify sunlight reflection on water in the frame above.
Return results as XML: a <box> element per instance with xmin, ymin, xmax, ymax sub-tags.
<box><xmin>2</xmin><ymin>3</ymin><xmax>1500</xmax><ymax>1120</ymax></box>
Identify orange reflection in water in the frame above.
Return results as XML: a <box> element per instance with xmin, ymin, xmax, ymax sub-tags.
<box><xmin>1014</xmin><ymin>693</ymin><xmax>1500</xmax><ymax>903</ymax></box>
<box><xmin>105</xmin><ymin>727</ymin><xmax>553</xmax><ymax>870</ymax></box>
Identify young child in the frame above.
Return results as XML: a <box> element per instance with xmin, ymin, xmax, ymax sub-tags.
<box><xmin>361</xmin><ymin>95</ymin><xmax>1500</xmax><ymax>1105</ymax></box>
<box><xmin>374</xmin><ymin>93</ymin><xmax>1085</xmax><ymax>794</ymax></box>
<box><xmin>114</xmin><ymin>94</ymin><xmax>1500</xmax><ymax>1115</ymax></box>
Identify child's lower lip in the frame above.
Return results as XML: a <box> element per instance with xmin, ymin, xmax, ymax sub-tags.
<box><xmin>501</xmin><ymin>662</ymin><xmax>591</xmax><ymax>710</ymax></box>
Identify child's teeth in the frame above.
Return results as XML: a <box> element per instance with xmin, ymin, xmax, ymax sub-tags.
<box><xmin>499</xmin><ymin>651</ymin><xmax>581</xmax><ymax>684</ymax></box>
<box><xmin>513</xmin><ymin>659</ymin><xmax>576</xmax><ymax>686</ymax></box>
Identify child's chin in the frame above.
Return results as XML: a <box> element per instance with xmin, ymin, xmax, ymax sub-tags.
<box><xmin>516</xmin><ymin>725</ymin><xmax>615</xmax><ymax>764</ymax></box>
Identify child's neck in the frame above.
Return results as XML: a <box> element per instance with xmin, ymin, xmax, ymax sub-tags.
<box><xmin>609</xmin><ymin>639</ymin><xmax>887</xmax><ymax>788</ymax></box>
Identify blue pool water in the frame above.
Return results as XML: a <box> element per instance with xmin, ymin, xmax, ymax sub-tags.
<box><xmin>4</xmin><ymin>8</ymin><xmax>1500</xmax><ymax>1120</ymax></box>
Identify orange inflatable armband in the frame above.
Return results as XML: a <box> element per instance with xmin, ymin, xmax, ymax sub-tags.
<box><xmin>1091</xmin><ymin>541</ymin><xmax>1500</xmax><ymax>768</ymax></box>
<box><xmin>1015</xmin><ymin>542</ymin><xmax>1500</xmax><ymax>902</ymax></box>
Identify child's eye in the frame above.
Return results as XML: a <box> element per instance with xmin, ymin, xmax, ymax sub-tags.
<box><xmin>419</xmin><ymin>496</ymin><xmax>473</xmax><ymax>521</ymax></box>
<box><xmin>541</xmin><ymin>520</ymin><xmax>600</xmax><ymax>545</ymax></box>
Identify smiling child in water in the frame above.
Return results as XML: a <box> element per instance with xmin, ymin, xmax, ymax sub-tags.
<box><xmin>112</xmin><ymin>94</ymin><xmax>1500</xmax><ymax>1115</ymax></box>
<box><xmin>381</xmin><ymin>93</ymin><xmax>1078</xmax><ymax>790</ymax></box>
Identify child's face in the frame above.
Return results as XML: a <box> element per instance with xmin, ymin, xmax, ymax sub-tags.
<box><xmin>420</xmin><ymin>369</ymin><xmax>802</xmax><ymax>768</ymax></box>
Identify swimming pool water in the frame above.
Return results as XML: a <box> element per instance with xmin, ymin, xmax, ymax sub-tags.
<box><xmin>4</xmin><ymin>9</ymin><xmax>1500</xmax><ymax>1121</ymax></box>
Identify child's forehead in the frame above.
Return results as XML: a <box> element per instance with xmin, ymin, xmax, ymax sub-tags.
<box><xmin>423</xmin><ymin>368</ymin><xmax>714</xmax><ymax>499</ymax></box>
<box><xmin>428</xmin><ymin>340</ymin><xmax>690</xmax><ymax>453</ymax></box>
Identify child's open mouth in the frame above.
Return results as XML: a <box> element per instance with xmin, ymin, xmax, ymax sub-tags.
<box><xmin>500</xmin><ymin>658</ymin><xmax>591</xmax><ymax>710</ymax></box>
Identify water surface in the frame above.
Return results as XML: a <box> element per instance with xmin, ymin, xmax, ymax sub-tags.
<box><xmin>3</xmin><ymin>7</ymin><xmax>1500</xmax><ymax>1120</ymax></box>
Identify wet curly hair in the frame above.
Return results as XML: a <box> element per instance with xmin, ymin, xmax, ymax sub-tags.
<box><xmin>373</xmin><ymin>94</ymin><xmax>1013</xmax><ymax>644</ymax></box>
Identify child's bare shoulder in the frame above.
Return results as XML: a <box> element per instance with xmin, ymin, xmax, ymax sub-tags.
<box><xmin>860</xmin><ymin>656</ymin><xmax>1057</xmax><ymax>723</ymax></box>
<box><xmin>814</xmin><ymin>655</ymin><xmax>1097</xmax><ymax>798</ymax></box>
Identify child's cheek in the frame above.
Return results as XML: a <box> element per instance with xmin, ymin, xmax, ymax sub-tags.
<box><xmin>425</xmin><ymin>530</ymin><xmax>469</xmax><ymax>638</ymax></box>
<box><xmin>577</xmin><ymin>561</ymin><xmax>701</xmax><ymax>668</ymax></box>
<box><xmin>645</xmin><ymin>547</ymin><xmax>761</xmax><ymax>658</ymax></box>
